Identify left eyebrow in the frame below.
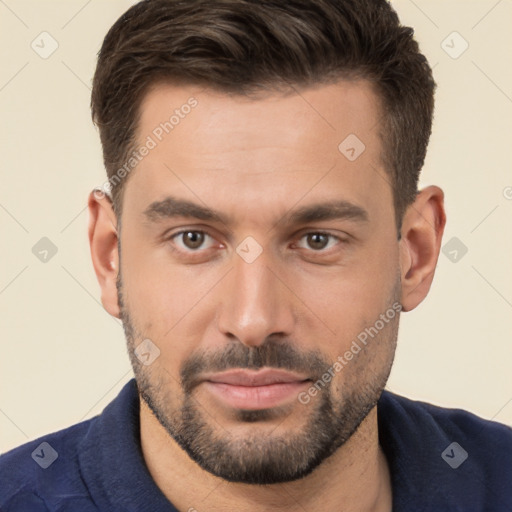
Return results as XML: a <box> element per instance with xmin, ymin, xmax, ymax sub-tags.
<box><xmin>283</xmin><ymin>200</ymin><xmax>369</xmax><ymax>226</ymax></box>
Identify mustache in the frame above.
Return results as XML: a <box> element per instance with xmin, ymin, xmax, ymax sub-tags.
<box><xmin>180</xmin><ymin>338</ymin><xmax>331</xmax><ymax>393</ymax></box>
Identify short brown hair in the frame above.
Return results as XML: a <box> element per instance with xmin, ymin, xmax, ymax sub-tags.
<box><xmin>91</xmin><ymin>0</ymin><xmax>435</xmax><ymax>228</ymax></box>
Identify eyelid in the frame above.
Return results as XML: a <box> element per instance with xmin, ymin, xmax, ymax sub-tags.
<box><xmin>162</xmin><ymin>225</ymin><xmax>214</xmax><ymax>241</ymax></box>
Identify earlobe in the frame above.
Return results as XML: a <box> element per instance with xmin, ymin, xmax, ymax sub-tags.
<box><xmin>88</xmin><ymin>190</ymin><xmax>121</xmax><ymax>318</ymax></box>
<box><xmin>399</xmin><ymin>186</ymin><xmax>446</xmax><ymax>312</ymax></box>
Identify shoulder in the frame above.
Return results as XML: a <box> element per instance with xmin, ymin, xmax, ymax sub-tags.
<box><xmin>0</xmin><ymin>417</ymin><xmax>98</xmax><ymax>511</ymax></box>
<box><xmin>378</xmin><ymin>391</ymin><xmax>512</xmax><ymax>510</ymax></box>
<box><xmin>380</xmin><ymin>390</ymin><xmax>512</xmax><ymax>448</ymax></box>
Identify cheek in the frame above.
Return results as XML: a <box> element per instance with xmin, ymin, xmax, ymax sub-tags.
<box><xmin>303</xmin><ymin>258</ymin><xmax>398</xmax><ymax>318</ymax></box>
<box><xmin>120</xmin><ymin>226</ymin><xmax>188</xmax><ymax>308</ymax></box>
<box><xmin>120</xmin><ymin>253</ymin><xmax>176</xmax><ymax>324</ymax></box>
<box><xmin>290</xmin><ymin>248</ymin><xmax>399</xmax><ymax>355</ymax></box>
<box><xmin>119</xmin><ymin>236</ymin><xmax>223</xmax><ymax>357</ymax></box>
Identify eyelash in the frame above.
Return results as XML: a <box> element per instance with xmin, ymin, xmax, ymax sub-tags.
<box><xmin>166</xmin><ymin>229</ymin><xmax>346</xmax><ymax>256</ymax></box>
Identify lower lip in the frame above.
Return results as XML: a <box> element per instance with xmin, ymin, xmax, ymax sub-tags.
<box><xmin>203</xmin><ymin>380</ymin><xmax>310</xmax><ymax>410</ymax></box>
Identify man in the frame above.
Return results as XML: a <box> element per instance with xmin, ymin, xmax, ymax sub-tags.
<box><xmin>1</xmin><ymin>0</ymin><xmax>511</xmax><ymax>510</ymax></box>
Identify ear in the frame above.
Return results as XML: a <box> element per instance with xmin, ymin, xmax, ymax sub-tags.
<box><xmin>88</xmin><ymin>189</ymin><xmax>121</xmax><ymax>318</ymax></box>
<box><xmin>399</xmin><ymin>185</ymin><xmax>446</xmax><ymax>312</ymax></box>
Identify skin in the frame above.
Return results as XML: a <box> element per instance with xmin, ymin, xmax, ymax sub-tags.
<box><xmin>88</xmin><ymin>80</ymin><xmax>445</xmax><ymax>512</ymax></box>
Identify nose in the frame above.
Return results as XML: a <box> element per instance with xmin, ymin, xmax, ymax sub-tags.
<box><xmin>216</xmin><ymin>248</ymin><xmax>295</xmax><ymax>348</ymax></box>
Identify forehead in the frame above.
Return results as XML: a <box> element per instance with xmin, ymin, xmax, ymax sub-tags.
<box><xmin>137</xmin><ymin>79</ymin><xmax>383</xmax><ymax>159</ymax></box>
<box><xmin>123</xmin><ymin>79</ymin><xmax>391</xmax><ymax>226</ymax></box>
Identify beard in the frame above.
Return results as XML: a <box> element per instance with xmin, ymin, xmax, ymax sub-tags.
<box><xmin>117</xmin><ymin>272</ymin><xmax>400</xmax><ymax>485</ymax></box>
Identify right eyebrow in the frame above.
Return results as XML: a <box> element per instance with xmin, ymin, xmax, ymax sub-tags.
<box><xmin>142</xmin><ymin>196</ymin><xmax>229</xmax><ymax>224</ymax></box>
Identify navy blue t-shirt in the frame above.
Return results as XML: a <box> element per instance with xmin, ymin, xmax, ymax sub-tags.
<box><xmin>1</xmin><ymin>379</ymin><xmax>511</xmax><ymax>511</ymax></box>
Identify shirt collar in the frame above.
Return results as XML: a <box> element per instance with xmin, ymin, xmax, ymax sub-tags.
<box><xmin>78</xmin><ymin>379</ymin><xmax>178</xmax><ymax>512</ymax></box>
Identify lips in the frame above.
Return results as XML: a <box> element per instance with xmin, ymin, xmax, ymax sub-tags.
<box><xmin>203</xmin><ymin>368</ymin><xmax>310</xmax><ymax>387</ymax></box>
<box><xmin>201</xmin><ymin>368</ymin><xmax>311</xmax><ymax>410</ymax></box>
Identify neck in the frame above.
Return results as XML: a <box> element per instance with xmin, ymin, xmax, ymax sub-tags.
<box><xmin>140</xmin><ymin>400</ymin><xmax>392</xmax><ymax>512</ymax></box>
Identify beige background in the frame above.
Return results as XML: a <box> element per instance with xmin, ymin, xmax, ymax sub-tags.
<box><xmin>1</xmin><ymin>0</ymin><xmax>511</xmax><ymax>454</ymax></box>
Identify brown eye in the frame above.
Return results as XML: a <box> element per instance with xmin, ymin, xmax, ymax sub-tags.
<box><xmin>181</xmin><ymin>231</ymin><xmax>206</xmax><ymax>249</ymax></box>
<box><xmin>168</xmin><ymin>229</ymin><xmax>219</xmax><ymax>258</ymax></box>
<box><xmin>306</xmin><ymin>233</ymin><xmax>330</xmax><ymax>250</ymax></box>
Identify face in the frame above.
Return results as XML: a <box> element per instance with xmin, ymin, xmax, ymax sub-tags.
<box><xmin>116</xmin><ymin>80</ymin><xmax>402</xmax><ymax>484</ymax></box>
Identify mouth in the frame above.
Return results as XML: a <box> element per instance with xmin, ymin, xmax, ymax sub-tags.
<box><xmin>201</xmin><ymin>368</ymin><xmax>312</xmax><ymax>410</ymax></box>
